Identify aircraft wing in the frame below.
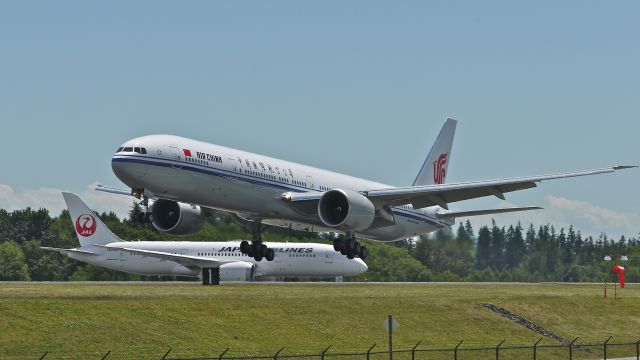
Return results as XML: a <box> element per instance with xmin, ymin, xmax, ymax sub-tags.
<box><xmin>283</xmin><ymin>166</ymin><xmax>635</xmax><ymax>211</ymax></box>
<box><xmin>97</xmin><ymin>245</ymin><xmax>238</xmax><ymax>268</ymax></box>
<box><xmin>365</xmin><ymin>166</ymin><xmax>635</xmax><ymax>209</ymax></box>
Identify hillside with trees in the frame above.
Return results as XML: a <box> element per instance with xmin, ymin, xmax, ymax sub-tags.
<box><xmin>0</xmin><ymin>202</ymin><xmax>637</xmax><ymax>283</ymax></box>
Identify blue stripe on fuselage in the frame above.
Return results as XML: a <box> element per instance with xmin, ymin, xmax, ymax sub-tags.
<box><xmin>111</xmin><ymin>155</ymin><xmax>443</xmax><ymax>226</ymax></box>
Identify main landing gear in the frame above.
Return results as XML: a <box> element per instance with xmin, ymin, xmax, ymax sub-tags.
<box><xmin>239</xmin><ymin>219</ymin><xmax>275</xmax><ymax>262</ymax></box>
<box><xmin>333</xmin><ymin>233</ymin><xmax>368</xmax><ymax>260</ymax></box>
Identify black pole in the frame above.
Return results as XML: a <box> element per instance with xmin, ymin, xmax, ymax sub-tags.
<box><xmin>388</xmin><ymin>315</ymin><xmax>393</xmax><ymax>360</ymax></box>
<box><xmin>569</xmin><ymin>337</ymin><xmax>579</xmax><ymax>360</ymax></box>
<box><xmin>454</xmin><ymin>340</ymin><xmax>463</xmax><ymax>360</ymax></box>
<box><xmin>38</xmin><ymin>352</ymin><xmax>48</xmax><ymax>360</ymax></box>
<box><xmin>100</xmin><ymin>351</ymin><xmax>111</xmax><ymax>360</ymax></box>
<box><xmin>533</xmin><ymin>338</ymin><xmax>542</xmax><ymax>360</ymax></box>
<box><xmin>162</xmin><ymin>348</ymin><xmax>172</xmax><ymax>360</ymax></box>
<box><xmin>495</xmin><ymin>340</ymin><xmax>505</xmax><ymax>360</ymax></box>
<box><xmin>411</xmin><ymin>341</ymin><xmax>421</xmax><ymax>360</ymax></box>
<box><xmin>367</xmin><ymin>343</ymin><xmax>376</xmax><ymax>360</ymax></box>
<box><xmin>274</xmin><ymin>347</ymin><xmax>285</xmax><ymax>360</ymax></box>
<box><xmin>636</xmin><ymin>339</ymin><xmax>639</xmax><ymax>360</ymax></box>
<box><xmin>321</xmin><ymin>345</ymin><xmax>331</xmax><ymax>360</ymax></box>
<box><xmin>604</xmin><ymin>336</ymin><xmax>613</xmax><ymax>360</ymax></box>
<box><xmin>219</xmin><ymin>348</ymin><xmax>229</xmax><ymax>360</ymax></box>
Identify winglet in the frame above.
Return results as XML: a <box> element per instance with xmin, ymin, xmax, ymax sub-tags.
<box><xmin>613</xmin><ymin>165</ymin><xmax>638</xmax><ymax>170</ymax></box>
<box><xmin>412</xmin><ymin>118</ymin><xmax>457</xmax><ymax>186</ymax></box>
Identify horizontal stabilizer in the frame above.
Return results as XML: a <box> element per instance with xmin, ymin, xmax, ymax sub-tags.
<box><xmin>40</xmin><ymin>247</ymin><xmax>99</xmax><ymax>255</ymax></box>
<box><xmin>95</xmin><ymin>184</ymin><xmax>132</xmax><ymax>197</ymax></box>
<box><xmin>435</xmin><ymin>206</ymin><xmax>542</xmax><ymax>219</ymax></box>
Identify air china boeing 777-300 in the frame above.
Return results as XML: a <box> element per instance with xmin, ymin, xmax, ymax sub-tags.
<box><xmin>42</xmin><ymin>193</ymin><xmax>367</xmax><ymax>285</ymax></box>
<box><xmin>100</xmin><ymin>118</ymin><xmax>635</xmax><ymax>262</ymax></box>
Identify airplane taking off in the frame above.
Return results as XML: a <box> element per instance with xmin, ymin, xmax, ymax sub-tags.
<box><xmin>102</xmin><ymin>118</ymin><xmax>635</xmax><ymax>262</ymax></box>
<box><xmin>42</xmin><ymin>192</ymin><xmax>367</xmax><ymax>285</ymax></box>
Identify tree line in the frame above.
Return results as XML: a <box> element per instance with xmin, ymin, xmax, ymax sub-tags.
<box><xmin>0</xmin><ymin>202</ymin><xmax>637</xmax><ymax>283</ymax></box>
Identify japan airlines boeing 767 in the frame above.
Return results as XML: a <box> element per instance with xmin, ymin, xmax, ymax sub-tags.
<box><xmin>101</xmin><ymin>118</ymin><xmax>635</xmax><ymax>262</ymax></box>
<box><xmin>42</xmin><ymin>193</ymin><xmax>367</xmax><ymax>285</ymax></box>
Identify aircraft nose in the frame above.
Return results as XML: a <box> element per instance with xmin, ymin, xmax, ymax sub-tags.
<box><xmin>111</xmin><ymin>151</ymin><xmax>144</xmax><ymax>189</ymax></box>
<box><xmin>356</xmin><ymin>258</ymin><xmax>368</xmax><ymax>273</ymax></box>
<box><xmin>346</xmin><ymin>258</ymin><xmax>368</xmax><ymax>275</ymax></box>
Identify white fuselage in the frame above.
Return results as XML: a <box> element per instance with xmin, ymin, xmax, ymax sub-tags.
<box><xmin>70</xmin><ymin>241</ymin><xmax>367</xmax><ymax>279</ymax></box>
<box><xmin>112</xmin><ymin>135</ymin><xmax>449</xmax><ymax>241</ymax></box>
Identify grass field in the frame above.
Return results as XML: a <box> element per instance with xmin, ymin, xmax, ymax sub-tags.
<box><xmin>0</xmin><ymin>282</ymin><xmax>639</xmax><ymax>359</ymax></box>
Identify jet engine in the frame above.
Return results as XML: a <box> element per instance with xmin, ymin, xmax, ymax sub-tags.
<box><xmin>150</xmin><ymin>199</ymin><xmax>205</xmax><ymax>235</ymax></box>
<box><xmin>318</xmin><ymin>189</ymin><xmax>375</xmax><ymax>231</ymax></box>
<box><xmin>220</xmin><ymin>262</ymin><xmax>255</xmax><ymax>282</ymax></box>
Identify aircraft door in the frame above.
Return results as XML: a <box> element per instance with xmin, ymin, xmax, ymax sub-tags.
<box><xmin>306</xmin><ymin>175</ymin><xmax>315</xmax><ymax>189</ymax></box>
<box><xmin>324</xmin><ymin>251</ymin><xmax>334</xmax><ymax>264</ymax></box>
<box><xmin>226</xmin><ymin>157</ymin><xmax>238</xmax><ymax>173</ymax></box>
<box><xmin>169</xmin><ymin>146</ymin><xmax>182</xmax><ymax>169</ymax></box>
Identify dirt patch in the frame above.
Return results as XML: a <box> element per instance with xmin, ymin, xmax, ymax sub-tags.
<box><xmin>481</xmin><ymin>303</ymin><xmax>589</xmax><ymax>353</ymax></box>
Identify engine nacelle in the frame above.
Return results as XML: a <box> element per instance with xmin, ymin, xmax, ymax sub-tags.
<box><xmin>318</xmin><ymin>189</ymin><xmax>375</xmax><ymax>231</ymax></box>
<box><xmin>219</xmin><ymin>262</ymin><xmax>255</xmax><ymax>282</ymax></box>
<box><xmin>151</xmin><ymin>199</ymin><xmax>205</xmax><ymax>235</ymax></box>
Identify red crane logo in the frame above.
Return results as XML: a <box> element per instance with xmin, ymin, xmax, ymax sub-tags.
<box><xmin>75</xmin><ymin>214</ymin><xmax>97</xmax><ymax>237</ymax></box>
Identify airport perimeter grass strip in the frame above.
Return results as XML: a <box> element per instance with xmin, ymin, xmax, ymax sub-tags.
<box><xmin>0</xmin><ymin>282</ymin><xmax>639</xmax><ymax>359</ymax></box>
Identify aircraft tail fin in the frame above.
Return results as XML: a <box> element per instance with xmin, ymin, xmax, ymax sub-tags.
<box><xmin>412</xmin><ymin>118</ymin><xmax>457</xmax><ymax>186</ymax></box>
<box><xmin>62</xmin><ymin>192</ymin><xmax>124</xmax><ymax>248</ymax></box>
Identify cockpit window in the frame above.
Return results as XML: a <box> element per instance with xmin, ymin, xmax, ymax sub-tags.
<box><xmin>117</xmin><ymin>146</ymin><xmax>146</xmax><ymax>154</ymax></box>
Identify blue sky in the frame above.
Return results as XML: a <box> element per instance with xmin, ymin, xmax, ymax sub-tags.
<box><xmin>0</xmin><ymin>1</ymin><xmax>638</xmax><ymax>238</ymax></box>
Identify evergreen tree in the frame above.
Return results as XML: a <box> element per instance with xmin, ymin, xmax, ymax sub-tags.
<box><xmin>505</xmin><ymin>224</ymin><xmax>525</xmax><ymax>269</ymax></box>
<box><xmin>476</xmin><ymin>226</ymin><xmax>491</xmax><ymax>269</ymax></box>
<box><xmin>489</xmin><ymin>220</ymin><xmax>506</xmax><ymax>269</ymax></box>
<box><xmin>127</xmin><ymin>201</ymin><xmax>146</xmax><ymax>226</ymax></box>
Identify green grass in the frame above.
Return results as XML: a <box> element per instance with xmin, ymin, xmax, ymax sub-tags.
<box><xmin>0</xmin><ymin>282</ymin><xmax>639</xmax><ymax>359</ymax></box>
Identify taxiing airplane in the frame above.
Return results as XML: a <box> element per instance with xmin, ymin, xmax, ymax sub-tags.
<box><xmin>101</xmin><ymin>118</ymin><xmax>635</xmax><ymax>262</ymax></box>
<box><xmin>42</xmin><ymin>192</ymin><xmax>367</xmax><ymax>285</ymax></box>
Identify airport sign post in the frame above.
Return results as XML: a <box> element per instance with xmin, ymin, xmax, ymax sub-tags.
<box><xmin>384</xmin><ymin>315</ymin><xmax>398</xmax><ymax>360</ymax></box>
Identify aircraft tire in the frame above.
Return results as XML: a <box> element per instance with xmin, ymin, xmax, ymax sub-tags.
<box><xmin>265</xmin><ymin>248</ymin><xmax>275</xmax><ymax>261</ymax></box>
<box><xmin>240</xmin><ymin>241</ymin><xmax>250</xmax><ymax>253</ymax></box>
<box><xmin>254</xmin><ymin>255</ymin><xmax>263</xmax><ymax>261</ymax></box>
<box><xmin>359</xmin><ymin>246</ymin><xmax>368</xmax><ymax>260</ymax></box>
<box><xmin>333</xmin><ymin>239</ymin><xmax>343</xmax><ymax>252</ymax></box>
<box><xmin>345</xmin><ymin>238</ymin><xmax>356</xmax><ymax>251</ymax></box>
<box><xmin>260</xmin><ymin>244</ymin><xmax>268</xmax><ymax>256</ymax></box>
<box><xmin>354</xmin><ymin>243</ymin><xmax>362</xmax><ymax>257</ymax></box>
<box><xmin>347</xmin><ymin>253</ymin><xmax>355</xmax><ymax>260</ymax></box>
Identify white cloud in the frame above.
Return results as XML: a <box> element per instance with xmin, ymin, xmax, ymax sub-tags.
<box><xmin>0</xmin><ymin>183</ymin><xmax>134</xmax><ymax>219</ymax></box>
<box><xmin>464</xmin><ymin>196</ymin><xmax>640</xmax><ymax>239</ymax></box>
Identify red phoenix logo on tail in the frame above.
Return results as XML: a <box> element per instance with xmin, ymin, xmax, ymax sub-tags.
<box><xmin>433</xmin><ymin>153</ymin><xmax>448</xmax><ymax>184</ymax></box>
<box><xmin>75</xmin><ymin>214</ymin><xmax>97</xmax><ymax>237</ymax></box>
